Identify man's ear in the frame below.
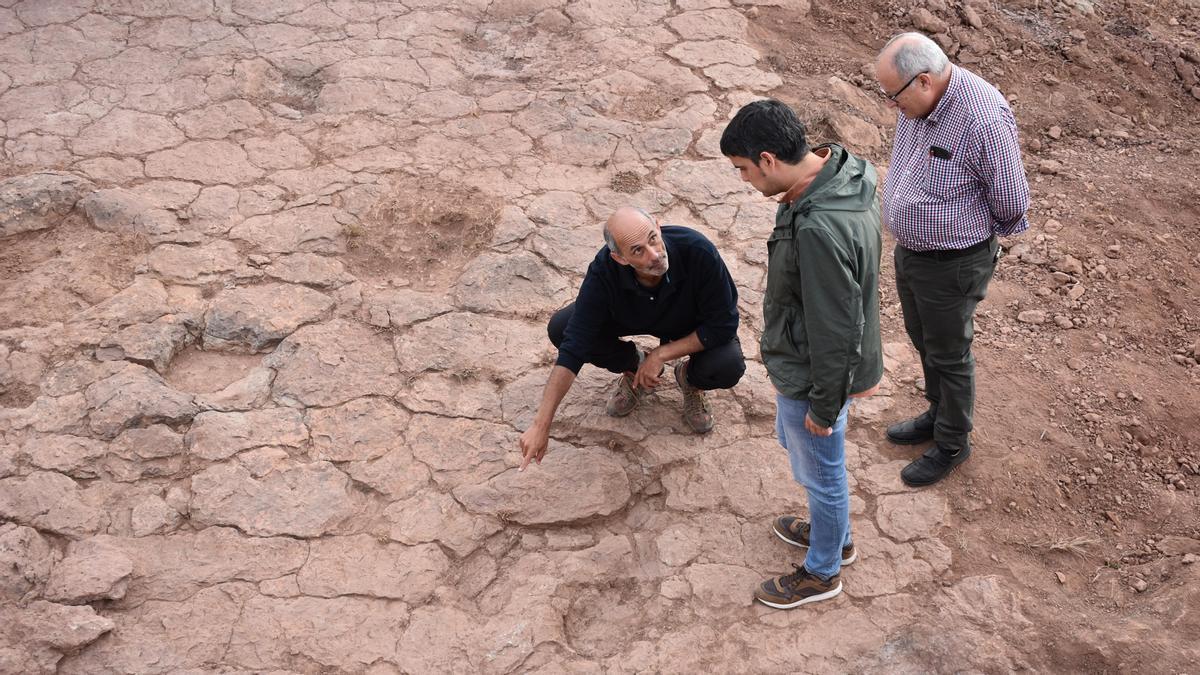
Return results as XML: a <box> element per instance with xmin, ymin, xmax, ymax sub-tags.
<box><xmin>758</xmin><ymin>151</ymin><xmax>777</xmax><ymax>170</ymax></box>
<box><xmin>609</xmin><ymin>250</ymin><xmax>628</xmax><ymax>266</ymax></box>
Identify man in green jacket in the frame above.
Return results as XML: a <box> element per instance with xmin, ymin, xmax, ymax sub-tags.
<box><xmin>721</xmin><ymin>99</ymin><xmax>883</xmax><ymax>608</ymax></box>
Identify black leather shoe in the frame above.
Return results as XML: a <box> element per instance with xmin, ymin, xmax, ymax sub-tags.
<box><xmin>886</xmin><ymin>411</ymin><xmax>935</xmax><ymax>445</ymax></box>
<box><xmin>901</xmin><ymin>445</ymin><xmax>971</xmax><ymax>487</ymax></box>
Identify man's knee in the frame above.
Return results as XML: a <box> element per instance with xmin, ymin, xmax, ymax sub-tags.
<box><xmin>689</xmin><ymin>343</ymin><xmax>746</xmax><ymax>390</ymax></box>
<box><xmin>547</xmin><ymin>304</ymin><xmax>573</xmax><ymax>347</ymax></box>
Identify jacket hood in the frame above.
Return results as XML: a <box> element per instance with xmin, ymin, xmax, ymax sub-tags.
<box><xmin>789</xmin><ymin>144</ymin><xmax>878</xmax><ymax>214</ymax></box>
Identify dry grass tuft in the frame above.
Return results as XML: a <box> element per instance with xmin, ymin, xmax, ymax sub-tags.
<box><xmin>1022</xmin><ymin>536</ymin><xmax>1099</xmax><ymax>558</ymax></box>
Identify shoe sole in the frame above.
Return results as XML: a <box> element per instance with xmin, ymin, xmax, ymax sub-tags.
<box><xmin>771</xmin><ymin>523</ymin><xmax>858</xmax><ymax>565</ymax></box>
<box><xmin>755</xmin><ymin>582</ymin><xmax>843</xmax><ymax>609</ymax></box>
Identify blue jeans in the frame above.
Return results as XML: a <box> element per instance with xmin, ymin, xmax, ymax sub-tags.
<box><xmin>775</xmin><ymin>394</ymin><xmax>852</xmax><ymax>581</ymax></box>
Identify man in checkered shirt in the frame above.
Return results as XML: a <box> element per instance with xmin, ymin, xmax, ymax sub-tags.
<box><xmin>876</xmin><ymin>32</ymin><xmax>1030</xmax><ymax>487</ymax></box>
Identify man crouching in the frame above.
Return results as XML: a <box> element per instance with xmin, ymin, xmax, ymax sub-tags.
<box><xmin>519</xmin><ymin>206</ymin><xmax>746</xmax><ymax>470</ymax></box>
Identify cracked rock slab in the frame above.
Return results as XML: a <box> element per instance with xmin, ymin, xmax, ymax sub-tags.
<box><xmin>144</xmin><ymin>140</ymin><xmax>265</xmax><ymax>185</ymax></box>
<box><xmin>0</xmin><ymin>524</ymin><xmax>54</xmax><ymax>604</ymax></box>
<box><xmin>267</xmin><ymin>319</ymin><xmax>399</xmax><ymax>407</ymax></box>
<box><xmin>203</xmin><ymin>282</ymin><xmax>333</xmax><ymax>353</ymax></box>
<box><xmin>296</xmin><ymin>534</ymin><xmax>450</xmax><ymax>603</ymax></box>
<box><xmin>0</xmin><ymin>600</ymin><xmax>113</xmax><ymax>675</ymax></box>
<box><xmin>0</xmin><ymin>468</ymin><xmax>106</xmax><ymax>538</ymax></box>
<box><xmin>452</xmin><ymin>250</ymin><xmax>573</xmax><ymax>317</ymax></box>
<box><xmin>394</xmin><ymin>312</ymin><xmax>545</xmax><ymax>379</ymax></box>
<box><xmin>385</xmin><ymin>491</ymin><xmax>502</xmax><ymax>557</ymax></box>
<box><xmin>190</xmin><ymin>460</ymin><xmax>360</xmax><ymax>537</ymax></box>
<box><xmin>22</xmin><ymin>434</ymin><xmax>108</xmax><ymax>478</ymax></box>
<box><xmin>84</xmin><ymin>364</ymin><xmax>198</xmax><ymax>439</ymax></box>
<box><xmin>876</xmin><ymin>492</ymin><xmax>949</xmax><ymax>542</ymax></box>
<box><xmin>454</xmin><ymin>445</ymin><xmax>631</xmax><ymax>525</ymax></box>
<box><xmin>43</xmin><ymin>537</ymin><xmax>133</xmax><ymax>604</ymax></box>
<box><xmin>98</xmin><ymin>528</ymin><xmax>307</xmax><ymax>604</ymax></box>
<box><xmin>147</xmin><ymin>240</ymin><xmax>240</xmax><ymax>285</ymax></box>
<box><xmin>0</xmin><ymin>171</ymin><xmax>92</xmax><ymax>238</ymax></box>
<box><xmin>307</xmin><ymin>396</ymin><xmax>409</xmax><ymax>462</ymax></box>
<box><xmin>97</xmin><ymin>315</ymin><xmax>193</xmax><ymax>373</ymax></box>
<box><xmin>185</xmin><ymin>408</ymin><xmax>308</xmax><ymax>461</ymax></box>
<box><xmin>228</xmin><ymin>205</ymin><xmax>345</xmax><ymax>255</ymax></box>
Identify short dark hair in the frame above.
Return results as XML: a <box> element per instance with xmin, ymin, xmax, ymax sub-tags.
<box><xmin>720</xmin><ymin>99</ymin><xmax>809</xmax><ymax>165</ymax></box>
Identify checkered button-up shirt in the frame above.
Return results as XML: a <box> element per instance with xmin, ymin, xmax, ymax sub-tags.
<box><xmin>882</xmin><ymin>65</ymin><xmax>1030</xmax><ymax>251</ymax></box>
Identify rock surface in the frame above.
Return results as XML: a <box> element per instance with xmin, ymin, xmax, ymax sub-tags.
<box><xmin>1</xmin><ymin>2</ymin><xmax>1197</xmax><ymax>674</ymax></box>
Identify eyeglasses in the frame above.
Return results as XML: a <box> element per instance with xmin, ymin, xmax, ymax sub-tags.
<box><xmin>882</xmin><ymin>71</ymin><xmax>926</xmax><ymax>102</ymax></box>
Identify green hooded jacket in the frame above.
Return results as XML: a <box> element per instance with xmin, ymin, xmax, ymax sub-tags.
<box><xmin>762</xmin><ymin>144</ymin><xmax>883</xmax><ymax>428</ymax></box>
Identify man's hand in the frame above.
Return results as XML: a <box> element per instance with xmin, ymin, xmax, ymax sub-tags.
<box><xmin>519</xmin><ymin>425</ymin><xmax>550</xmax><ymax>471</ymax></box>
<box><xmin>632</xmin><ymin>349</ymin><xmax>665</xmax><ymax>391</ymax></box>
<box><xmin>805</xmin><ymin>412</ymin><xmax>833</xmax><ymax>437</ymax></box>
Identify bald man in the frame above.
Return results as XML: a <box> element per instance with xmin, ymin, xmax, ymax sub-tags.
<box><xmin>518</xmin><ymin>207</ymin><xmax>745</xmax><ymax>469</ymax></box>
<box><xmin>876</xmin><ymin>33</ymin><xmax>1030</xmax><ymax>487</ymax></box>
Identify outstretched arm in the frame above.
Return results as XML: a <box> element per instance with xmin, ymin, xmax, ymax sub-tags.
<box><xmin>519</xmin><ymin>365</ymin><xmax>577</xmax><ymax>470</ymax></box>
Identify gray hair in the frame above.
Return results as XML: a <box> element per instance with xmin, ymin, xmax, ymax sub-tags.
<box><xmin>883</xmin><ymin>32</ymin><xmax>949</xmax><ymax>81</ymax></box>
<box><xmin>603</xmin><ymin>224</ymin><xmax>619</xmax><ymax>253</ymax></box>
<box><xmin>602</xmin><ymin>206</ymin><xmax>655</xmax><ymax>254</ymax></box>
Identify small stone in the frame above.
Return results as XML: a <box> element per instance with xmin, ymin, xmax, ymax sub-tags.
<box><xmin>1055</xmin><ymin>571</ymin><xmax>1067</xmax><ymax>584</ymax></box>
<box><xmin>961</xmin><ymin>5</ymin><xmax>983</xmax><ymax>29</ymax></box>
<box><xmin>1048</xmin><ymin>126</ymin><xmax>1063</xmax><ymax>140</ymax></box>
<box><xmin>909</xmin><ymin>7</ymin><xmax>948</xmax><ymax>33</ymax></box>
<box><xmin>1044</xmin><ymin>218</ymin><xmax>1064</xmax><ymax>232</ymax></box>
<box><xmin>1131</xmin><ymin>578</ymin><xmax>1148</xmax><ymax>593</ymax></box>
<box><xmin>367</xmin><ymin>305</ymin><xmax>391</xmax><ymax>328</ymax></box>
<box><xmin>1106</xmin><ymin>244</ymin><xmax>1121</xmax><ymax>258</ymax></box>
<box><xmin>1054</xmin><ymin>255</ymin><xmax>1084</xmax><ymax>277</ymax></box>
<box><xmin>1182</xmin><ymin>553</ymin><xmax>1198</xmax><ymax>564</ymax></box>
<box><xmin>1054</xmin><ymin>315</ymin><xmax>1074</xmax><ymax>329</ymax></box>
<box><xmin>1066</xmin><ymin>285</ymin><xmax>1085</xmax><ymax>301</ymax></box>
<box><xmin>1038</xmin><ymin>160</ymin><xmax>1063</xmax><ymax>175</ymax></box>
<box><xmin>1017</xmin><ymin>310</ymin><xmax>1047</xmax><ymax>325</ymax></box>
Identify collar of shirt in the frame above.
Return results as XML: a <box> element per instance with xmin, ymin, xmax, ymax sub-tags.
<box><xmin>776</xmin><ymin>146</ymin><xmax>833</xmax><ymax>206</ymax></box>
<box><xmin>924</xmin><ymin>64</ymin><xmax>963</xmax><ymax>126</ymax></box>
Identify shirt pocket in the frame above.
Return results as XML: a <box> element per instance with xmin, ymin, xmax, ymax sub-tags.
<box><xmin>923</xmin><ymin>154</ymin><xmax>972</xmax><ymax>200</ymax></box>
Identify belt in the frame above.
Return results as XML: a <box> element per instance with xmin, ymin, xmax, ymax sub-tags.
<box><xmin>903</xmin><ymin>236</ymin><xmax>994</xmax><ymax>260</ymax></box>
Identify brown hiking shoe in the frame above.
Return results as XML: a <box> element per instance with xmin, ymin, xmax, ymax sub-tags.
<box><xmin>754</xmin><ymin>564</ymin><xmax>843</xmax><ymax>609</ymax></box>
<box><xmin>605</xmin><ymin>372</ymin><xmax>640</xmax><ymax>417</ymax></box>
<box><xmin>673</xmin><ymin>360</ymin><xmax>713</xmax><ymax>434</ymax></box>
<box><xmin>771</xmin><ymin>516</ymin><xmax>858</xmax><ymax>565</ymax></box>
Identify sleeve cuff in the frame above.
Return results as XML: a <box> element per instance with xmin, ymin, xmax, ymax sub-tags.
<box><xmin>554</xmin><ymin>351</ymin><xmax>584</xmax><ymax>374</ymax></box>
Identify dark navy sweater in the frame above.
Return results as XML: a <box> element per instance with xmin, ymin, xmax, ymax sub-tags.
<box><xmin>556</xmin><ymin>226</ymin><xmax>740</xmax><ymax>373</ymax></box>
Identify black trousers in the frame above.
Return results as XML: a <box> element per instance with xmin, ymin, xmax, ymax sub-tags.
<box><xmin>548</xmin><ymin>303</ymin><xmax>746</xmax><ymax>390</ymax></box>
<box><xmin>894</xmin><ymin>239</ymin><xmax>999</xmax><ymax>452</ymax></box>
